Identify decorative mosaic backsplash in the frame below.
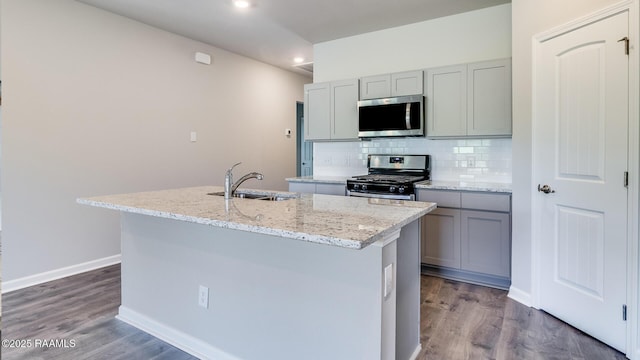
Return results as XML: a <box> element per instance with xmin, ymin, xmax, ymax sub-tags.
<box><xmin>313</xmin><ymin>138</ymin><xmax>512</xmax><ymax>183</ymax></box>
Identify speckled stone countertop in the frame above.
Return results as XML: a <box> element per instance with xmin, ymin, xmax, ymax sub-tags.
<box><xmin>285</xmin><ymin>176</ymin><xmax>349</xmax><ymax>184</ymax></box>
<box><xmin>78</xmin><ymin>186</ymin><xmax>436</xmax><ymax>250</ymax></box>
<box><xmin>415</xmin><ymin>180</ymin><xmax>512</xmax><ymax>193</ymax></box>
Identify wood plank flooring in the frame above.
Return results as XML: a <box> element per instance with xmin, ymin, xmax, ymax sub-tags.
<box><xmin>418</xmin><ymin>276</ymin><xmax>627</xmax><ymax>360</ymax></box>
<box><xmin>1</xmin><ymin>264</ymin><xmax>627</xmax><ymax>359</ymax></box>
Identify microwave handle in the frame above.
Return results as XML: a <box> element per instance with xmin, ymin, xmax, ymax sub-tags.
<box><xmin>405</xmin><ymin>103</ymin><xmax>411</xmax><ymax>130</ymax></box>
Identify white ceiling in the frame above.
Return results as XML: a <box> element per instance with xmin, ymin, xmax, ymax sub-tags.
<box><xmin>76</xmin><ymin>0</ymin><xmax>510</xmax><ymax>76</ymax></box>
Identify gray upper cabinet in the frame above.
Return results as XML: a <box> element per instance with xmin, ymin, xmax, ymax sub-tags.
<box><xmin>304</xmin><ymin>79</ymin><xmax>359</xmax><ymax>141</ymax></box>
<box><xmin>467</xmin><ymin>59</ymin><xmax>512</xmax><ymax>136</ymax></box>
<box><xmin>391</xmin><ymin>70</ymin><xmax>424</xmax><ymax>96</ymax></box>
<box><xmin>360</xmin><ymin>74</ymin><xmax>391</xmax><ymax>99</ymax></box>
<box><xmin>331</xmin><ymin>79</ymin><xmax>360</xmax><ymax>139</ymax></box>
<box><xmin>360</xmin><ymin>70</ymin><xmax>423</xmax><ymax>100</ymax></box>
<box><xmin>425</xmin><ymin>65</ymin><xmax>467</xmax><ymax>137</ymax></box>
<box><xmin>425</xmin><ymin>58</ymin><xmax>512</xmax><ymax>138</ymax></box>
<box><xmin>304</xmin><ymin>82</ymin><xmax>331</xmax><ymax>140</ymax></box>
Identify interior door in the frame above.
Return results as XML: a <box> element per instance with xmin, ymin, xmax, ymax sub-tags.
<box><xmin>296</xmin><ymin>102</ymin><xmax>313</xmax><ymax>177</ymax></box>
<box><xmin>534</xmin><ymin>11</ymin><xmax>629</xmax><ymax>352</ymax></box>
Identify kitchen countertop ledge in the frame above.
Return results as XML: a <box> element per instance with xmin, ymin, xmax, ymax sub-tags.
<box><xmin>416</xmin><ymin>180</ymin><xmax>512</xmax><ymax>193</ymax></box>
<box><xmin>78</xmin><ymin>186</ymin><xmax>436</xmax><ymax>250</ymax></box>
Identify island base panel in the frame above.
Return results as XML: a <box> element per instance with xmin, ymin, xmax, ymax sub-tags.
<box><xmin>117</xmin><ymin>213</ymin><xmax>421</xmax><ymax>360</ymax></box>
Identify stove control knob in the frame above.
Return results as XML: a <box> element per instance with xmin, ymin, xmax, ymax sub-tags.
<box><xmin>398</xmin><ymin>186</ymin><xmax>406</xmax><ymax>193</ymax></box>
<box><xmin>389</xmin><ymin>186</ymin><xmax>397</xmax><ymax>193</ymax></box>
<box><xmin>353</xmin><ymin>184</ymin><xmax>360</xmax><ymax>190</ymax></box>
<box><xmin>361</xmin><ymin>184</ymin><xmax>368</xmax><ymax>191</ymax></box>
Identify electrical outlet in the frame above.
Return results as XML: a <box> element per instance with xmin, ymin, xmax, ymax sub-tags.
<box><xmin>467</xmin><ymin>157</ymin><xmax>476</xmax><ymax>168</ymax></box>
<box><xmin>198</xmin><ymin>285</ymin><xmax>209</xmax><ymax>309</ymax></box>
<box><xmin>384</xmin><ymin>264</ymin><xmax>393</xmax><ymax>298</ymax></box>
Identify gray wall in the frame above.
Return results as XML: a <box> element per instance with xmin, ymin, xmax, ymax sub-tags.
<box><xmin>1</xmin><ymin>0</ymin><xmax>309</xmax><ymax>282</ymax></box>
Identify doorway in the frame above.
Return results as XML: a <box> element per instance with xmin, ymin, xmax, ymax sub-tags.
<box><xmin>296</xmin><ymin>102</ymin><xmax>313</xmax><ymax>177</ymax></box>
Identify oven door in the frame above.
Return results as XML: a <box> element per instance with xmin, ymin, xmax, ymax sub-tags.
<box><xmin>346</xmin><ymin>190</ymin><xmax>415</xmax><ymax>201</ymax></box>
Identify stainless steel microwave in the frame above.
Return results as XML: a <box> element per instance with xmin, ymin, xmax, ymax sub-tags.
<box><xmin>357</xmin><ymin>95</ymin><xmax>425</xmax><ymax>138</ymax></box>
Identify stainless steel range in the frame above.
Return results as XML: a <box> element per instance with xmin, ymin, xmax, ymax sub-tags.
<box><xmin>346</xmin><ymin>154</ymin><xmax>431</xmax><ymax>200</ymax></box>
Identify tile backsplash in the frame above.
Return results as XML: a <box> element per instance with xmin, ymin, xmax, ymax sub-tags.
<box><xmin>313</xmin><ymin>138</ymin><xmax>512</xmax><ymax>183</ymax></box>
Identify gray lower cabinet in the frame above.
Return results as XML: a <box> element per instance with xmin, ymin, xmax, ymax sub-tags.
<box><xmin>422</xmin><ymin>207</ymin><xmax>461</xmax><ymax>268</ymax></box>
<box><xmin>288</xmin><ymin>181</ymin><xmax>346</xmax><ymax>196</ymax></box>
<box><xmin>417</xmin><ymin>189</ymin><xmax>511</xmax><ymax>289</ymax></box>
<box><xmin>460</xmin><ymin>210</ymin><xmax>510</xmax><ymax>278</ymax></box>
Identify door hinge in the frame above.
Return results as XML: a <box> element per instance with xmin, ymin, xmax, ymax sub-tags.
<box><xmin>624</xmin><ymin>171</ymin><xmax>629</xmax><ymax>188</ymax></box>
<box><xmin>618</xmin><ymin>37</ymin><xmax>629</xmax><ymax>55</ymax></box>
<box><xmin>623</xmin><ymin>304</ymin><xmax>627</xmax><ymax>321</ymax></box>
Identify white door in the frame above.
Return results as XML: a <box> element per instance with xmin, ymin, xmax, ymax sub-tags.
<box><xmin>534</xmin><ymin>11</ymin><xmax>629</xmax><ymax>352</ymax></box>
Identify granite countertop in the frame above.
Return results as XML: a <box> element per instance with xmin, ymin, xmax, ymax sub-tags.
<box><xmin>78</xmin><ymin>186</ymin><xmax>436</xmax><ymax>250</ymax></box>
<box><xmin>415</xmin><ymin>180</ymin><xmax>512</xmax><ymax>193</ymax></box>
<box><xmin>285</xmin><ymin>175</ymin><xmax>349</xmax><ymax>184</ymax></box>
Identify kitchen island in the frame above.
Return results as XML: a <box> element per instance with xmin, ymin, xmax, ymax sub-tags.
<box><xmin>78</xmin><ymin>186</ymin><xmax>436</xmax><ymax>360</ymax></box>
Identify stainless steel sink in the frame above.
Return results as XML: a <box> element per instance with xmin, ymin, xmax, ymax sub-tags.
<box><xmin>207</xmin><ymin>190</ymin><xmax>298</xmax><ymax>201</ymax></box>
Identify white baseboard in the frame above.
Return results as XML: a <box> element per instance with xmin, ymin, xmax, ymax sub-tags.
<box><xmin>117</xmin><ymin>306</ymin><xmax>242</xmax><ymax>360</ymax></box>
<box><xmin>507</xmin><ymin>285</ymin><xmax>533</xmax><ymax>308</ymax></box>
<box><xmin>2</xmin><ymin>254</ymin><xmax>121</xmax><ymax>293</ymax></box>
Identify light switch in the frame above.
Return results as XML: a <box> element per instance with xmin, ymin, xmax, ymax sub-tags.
<box><xmin>384</xmin><ymin>263</ymin><xmax>393</xmax><ymax>298</ymax></box>
<box><xmin>190</xmin><ymin>131</ymin><xmax>197</xmax><ymax>142</ymax></box>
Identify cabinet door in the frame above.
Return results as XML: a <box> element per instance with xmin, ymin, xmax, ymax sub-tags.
<box><xmin>391</xmin><ymin>70</ymin><xmax>423</xmax><ymax>96</ymax></box>
<box><xmin>425</xmin><ymin>65</ymin><xmax>467</xmax><ymax>137</ymax></box>
<box><xmin>421</xmin><ymin>208</ymin><xmax>461</xmax><ymax>268</ymax></box>
<box><xmin>304</xmin><ymin>83</ymin><xmax>331</xmax><ymax>140</ymax></box>
<box><xmin>467</xmin><ymin>59</ymin><xmax>512</xmax><ymax>136</ymax></box>
<box><xmin>331</xmin><ymin>79</ymin><xmax>359</xmax><ymax>140</ymax></box>
<box><xmin>359</xmin><ymin>74</ymin><xmax>391</xmax><ymax>100</ymax></box>
<box><xmin>460</xmin><ymin>210</ymin><xmax>510</xmax><ymax>277</ymax></box>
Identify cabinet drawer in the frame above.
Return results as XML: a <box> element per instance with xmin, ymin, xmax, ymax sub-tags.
<box><xmin>316</xmin><ymin>184</ymin><xmax>345</xmax><ymax>196</ymax></box>
<box><xmin>288</xmin><ymin>182</ymin><xmax>316</xmax><ymax>194</ymax></box>
<box><xmin>417</xmin><ymin>190</ymin><xmax>461</xmax><ymax>208</ymax></box>
<box><xmin>461</xmin><ymin>192</ymin><xmax>510</xmax><ymax>212</ymax></box>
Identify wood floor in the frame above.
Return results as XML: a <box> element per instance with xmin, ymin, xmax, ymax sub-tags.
<box><xmin>1</xmin><ymin>264</ymin><xmax>627</xmax><ymax>360</ymax></box>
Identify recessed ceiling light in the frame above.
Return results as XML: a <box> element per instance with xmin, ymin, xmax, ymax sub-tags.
<box><xmin>233</xmin><ymin>0</ymin><xmax>250</xmax><ymax>8</ymax></box>
<box><xmin>293</xmin><ymin>57</ymin><xmax>305</xmax><ymax>64</ymax></box>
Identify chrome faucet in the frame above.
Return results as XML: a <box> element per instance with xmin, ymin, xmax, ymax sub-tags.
<box><xmin>224</xmin><ymin>162</ymin><xmax>264</xmax><ymax>199</ymax></box>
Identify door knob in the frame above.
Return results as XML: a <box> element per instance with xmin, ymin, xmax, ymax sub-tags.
<box><xmin>537</xmin><ymin>184</ymin><xmax>555</xmax><ymax>194</ymax></box>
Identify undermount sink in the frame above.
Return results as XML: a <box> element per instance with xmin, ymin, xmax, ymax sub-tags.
<box><xmin>207</xmin><ymin>190</ymin><xmax>298</xmax><ymax>201</ymax></box>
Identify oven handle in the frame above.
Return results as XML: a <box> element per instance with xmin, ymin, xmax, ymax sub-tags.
<box><xmin>347</xmin><ymin>191</ymin><xmax>415</xmax><ymax>201</ymax></box>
